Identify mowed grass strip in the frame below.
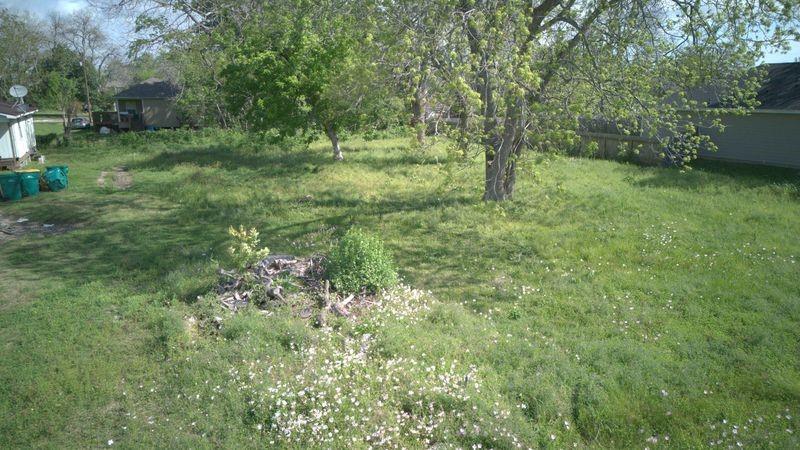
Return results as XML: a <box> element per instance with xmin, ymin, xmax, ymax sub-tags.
<box><xmin>1</xmin><ymin>129</ymin><xmax>799</xmax><ymax>447</ymax></box>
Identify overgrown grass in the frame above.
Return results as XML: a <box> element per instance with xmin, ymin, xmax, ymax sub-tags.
<box><xmin>1</xmin><ymin>129</ymin><xmax>799</xmax><ymax>448</ymax></box>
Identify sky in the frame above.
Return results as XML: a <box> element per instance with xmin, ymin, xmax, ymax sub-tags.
<box><xmin>763</xmin><ymin>41</ymin><xmax>800</xmax><ymax>64</ymax></box>
<box><xmin>3</xmin><ymin>0</ymin><xmax>800</xmax><ymax>63</ymax></box>
<box><xmin>1</xmin><ymin>0</ymin><xmax>87</xmax><ymax>17</ymax></box>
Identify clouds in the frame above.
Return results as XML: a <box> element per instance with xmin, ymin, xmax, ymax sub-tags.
<box><xmin>1</xmin><ymin>0</ymin><xmax>87</xmax><ymax>17</ymax></box>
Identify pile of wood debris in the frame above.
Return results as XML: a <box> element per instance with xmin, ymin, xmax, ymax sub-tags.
<box><xmin>216</xmin><ymin>254</ymin><xmax>367</xmax><ymax>325</ymax></box>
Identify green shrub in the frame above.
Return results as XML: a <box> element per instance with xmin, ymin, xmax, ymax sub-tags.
<box><xmin>325</xmin><ymin>228</ymin><xmax>398</xmax><ymax>294</ymax></box>
<box><xmin>37</xmin><ymin>133</ymin><xmax>60</xmax><ymax>148</ymax></box>
<box><xmin>227</xmin><ymin>225</ymin><xmax>270</xmax><ymax>270</ymax></box>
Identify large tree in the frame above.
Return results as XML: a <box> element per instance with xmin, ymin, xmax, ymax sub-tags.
<box><xmin>45</xmin><ymin>72</ymin><xmax>79</xmax><ymax>138</ymax></box>
<box><xmin>0</xmin><ymin>9</ymin><xmax>45</xmax><ymax>102</ymax></box>
<box><xmin>391</xmin><ymin>0</ymin><xmax>799</xmax><ymax>200</ymax></box>
<box><xmin>98</xmin><ymin>0</ymin><xmax>265</xmax><ymax>127</ymax></box>
<box><xmin>224</xmin><ymin>0</ymin><xmax>396</xmax><ymax>160</ymax></box>
<box><xmin>51</xmin><ymin>10</ymin><xmax>115</xmax><ymax>125</ymax></box>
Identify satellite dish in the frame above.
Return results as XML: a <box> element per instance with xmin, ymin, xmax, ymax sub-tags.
<box><xmin>9</xmin><ymin>85</ymin><xmax>28</xmax><ymax>99</ymax></box>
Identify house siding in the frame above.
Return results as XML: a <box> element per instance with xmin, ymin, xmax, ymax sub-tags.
<box><xmin>0</xmin><ymin>117</ymin><xmax>35</xmax><ymax>161</ymax></box>
<box><xmin>0</xmin><ymin>122</ymin><xmax>12</xmax><ymax>159</ymax></box>
<box><xmin>141</xmin><ymin>99</ymin><xmax>180</xmax><ymax>128</ymax></box>
<box><xmin>579</xmin><ymin>111</ymin><xmax>800</xmax><ymax>169</ymax></box>
<box><xmin>699</xmin><ymin>112</ymin><xmax>800</xmax><ymax>168</ymax></box>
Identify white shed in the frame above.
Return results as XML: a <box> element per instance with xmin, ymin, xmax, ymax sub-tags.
<box><xmin>0</xmin><ymin>101</ymin><xmax>38</xmax><ymax>169</ymax></box>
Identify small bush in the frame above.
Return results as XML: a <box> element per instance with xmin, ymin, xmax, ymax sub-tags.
<box><xmin>325</xmin><ymin>228</ymin><xmax>398</xmax><ymax>294</ymax></box>
<box><xmin>227</xmin><ymin>225</ymin><xmax>270</xmax><ymax>270</ymax></box>
<box><xmin>37</xmin><ymin>133</ymin><xmax>60</xmax><ymax>148</ymax></box>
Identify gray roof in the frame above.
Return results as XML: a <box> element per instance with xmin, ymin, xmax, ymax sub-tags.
<box><xmin>113</xmin><ymin>78</ymin><xmax>180</xmax><ymax>99</ymax></box>
<box><xmin>688</xmin><ymin>63</ymin><xmax>800</xmax><ymax>111</ymax></box>
<box><xmin>754</xmin><ymin>63</ymin><xmax>800</xmax><ymax>110</ymax></box>
<box><xmin>0</xmin><ymin>101</ymin><xmax>36</xmax><ymax>118</ymax></box>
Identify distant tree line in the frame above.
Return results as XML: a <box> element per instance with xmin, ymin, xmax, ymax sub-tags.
<box><xmin>18</xmin><ymin>1</ymin><xmax>800</xmax><ymax>200</ymax></box>
<box><xmin>0</xmin><ymin>7</ymin><xmax>176</xmax><ymax>137</ymax></box>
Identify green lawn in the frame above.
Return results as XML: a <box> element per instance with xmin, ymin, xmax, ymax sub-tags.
<box><xmin>32</xmin><ymin>121</ymin><xmax>64</xmax><ymax>136</ymax></box>
<box><xmin>1</xmin><ymin>130</ymin><xmax>799</xmax><ymax>448</ymax></box>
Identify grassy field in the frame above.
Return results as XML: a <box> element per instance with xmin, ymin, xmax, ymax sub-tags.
<box><xmin>1</xmin><ymin>129</ymin><xmax>799</xmax><ymax>448</ymax></box>
<box><xmin>31</xmin><ymin>122</ymin><xmax>63</xmax><ymax>135</ymax></box>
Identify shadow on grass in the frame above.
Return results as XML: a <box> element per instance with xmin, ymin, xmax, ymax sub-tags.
<box><xmin>5</xmin><ymin>132</ymin><xmax>489</xmax><ymax>300</ymax></box>
<box><xmin>4</xmin><ymin>208</ymin><xmax>226</xmax><ymax>292</ymax></box>
<box><xmin>4</xmin><ymin>183</ymin><xmax>478</xmax><ymax>301</ymax></box>
<box><xmin>128</xmin><ymin>145</ymin><xmax>335</xmax><ymax>177</ymax></box>
<box><xmin>631</xmin><ymin>159</ymin><xmax>800</xmax><ymax>193</ymax></box>
<box><xmin>349</xmin><ymin>153</ymin><xmax>448</xmax><ymax>172</ymax></box>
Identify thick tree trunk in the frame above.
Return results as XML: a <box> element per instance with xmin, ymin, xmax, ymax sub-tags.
<box><xmin>483</xmin><ymin>160</ymin><xmax>506</xmax><ymax>201</ymax></box>
<box><xmin>324</xmin><ymin>123</ymin><xmax>344</xmax><ymax>161</ymax></box>
<box><xmin>62</xmin><ymin>114</ymin><xmax>72</xmax><ymax>139</ymax></box>
<box><xmin>483</xmin><ymin>155</ymin><xmax>518</xmax><ymax>201</ymax></box>
<box><xmin>483</xmin><ymin>108</ymin><xmax>522</xmax><ymax>201</ymax></box>
<box><xmin>410</xmin><ymin>85</ymin><xmax>426</xmax><ymax>144</ymax></box>
<box><xmin>483</xmin><ymin>144</ymin><xmax>513</xmax><ymax>201</ymax></box>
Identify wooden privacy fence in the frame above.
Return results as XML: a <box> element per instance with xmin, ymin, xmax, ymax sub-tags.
<box><xmin>577</xmin><ymin>131</ymin><xmax>663</xmax><ymax>165</ymax></box>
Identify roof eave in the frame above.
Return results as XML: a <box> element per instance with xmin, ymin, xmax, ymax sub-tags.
<box><xmin>676</xmin><ymin>107</ymin><xmax>800</xmax><ymax>115</ymax></box>
<box><xmin>0</xmin><ymin>109</ymin><xmax>38</xmax><ymax>119</ymax></box>
<box><xmin>114</xmin><ymin>96</ymin><xmax>175</xmax><ymax>100</ymax></box>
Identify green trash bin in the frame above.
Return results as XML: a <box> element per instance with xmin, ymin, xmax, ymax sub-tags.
<box><xmin>15</xmin><ymin>169</ymin><xmax>41</xmax><ymax>197</ymax></box>
<box><xmin>44</xmin><ymin>166</ymin><xmax>68</xmax><ymax>192</ymax></box>
<box><xmin>48</xmin><ymin>165</ymin><xmax>69</xmax><ymax>176</ymax></box>
<box><xmin>0</xmin><ymin>172</ymin><xmax>22</xmax><ymax>201</ymax></box>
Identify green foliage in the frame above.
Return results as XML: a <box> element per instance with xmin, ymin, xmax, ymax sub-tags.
<box><xmin>0</xmin><ymin>8</ymin><xmax>45</xmax><ymax>101</ymax></box>
<box><xmin>44</xmin><ymin>72</ymin><xmax>80</xmax><ymax>137</ymax></box>
<box><xmin>325</xmin><ymin>228</ymin><xmax>398</xmax><ymax>294</ymax></box>
<box><xmin>223</xmin><ymin>0</ymin><xmax>402</xmax><ymax>154</ymax></box>
<box><xmin>36</xmin><ymin>133</ymin><xmax>60</xmax><ymax>148</ymax></box>
<box><xmin>227</xmin><ymin>225</ymin><xmax>270</xmax><ymax>270</ymax></box>
<box><xmin>3</xmin><ymin>131</ymin><xmax>800</xmax><ymax>448</ymax></box>
<box><xmin>120</xmin><ymin>0</ymin><xmax>799</xmax><ymax>199</ymax></box>
<box><xmin>376</xmin><ymin>0</ymin><xmax>800</xmax><ymax>199</ymax></box>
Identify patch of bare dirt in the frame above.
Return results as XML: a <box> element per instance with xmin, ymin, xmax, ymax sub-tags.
<box><xmin>0</xmin><ymin>213</ymin><xmax>77</xmax><ymax>243</ymax></box>
<box><xmin>98</xmin><ymin>166</ymin><xmax>133</xmax><ymax>190</ymax></box>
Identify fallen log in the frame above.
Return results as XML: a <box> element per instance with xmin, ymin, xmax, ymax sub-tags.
<box><xmin>266</xmin><ymin>285</ymin><xmax>285</xmax><ymax>302</ymax></box>
<box><xmin>332</xmin><ymin>294</ymin><xmax>355</xmax><ymax>317</ymax></box>
<box><xmin>316</xmin><ymin>280</ymin><xmax>330</xmax><ymax>327</ymax></box>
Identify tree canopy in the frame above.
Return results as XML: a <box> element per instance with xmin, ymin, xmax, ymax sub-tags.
<box><xmin>33</xmin><ymin>0</ymin><xmax>800</xmax><ymax>197</ymax></box>
<box><xmin>224</xmin><ymin>0</ymin><xmax>400</xmax><ymax>159</ymax></box>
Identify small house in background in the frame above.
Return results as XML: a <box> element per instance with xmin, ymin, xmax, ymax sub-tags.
<box><xmin>113</xmin><ymin>78</ymin><xmax>180</xmax><ymax>131</ymax></box>
<box><xmin>0</xmin><ymin>101</ymin><xmax>37</xmax><ymax>169</ymax></box>
<box><xmin>695</xmin><ymin>63</ymin><xmax>800</xmax><ymax>168</ymax></box>
<box><xmin>578</xmin><ymin>62</ymin><xmax>800</xmax><ymax>169</ymax></box>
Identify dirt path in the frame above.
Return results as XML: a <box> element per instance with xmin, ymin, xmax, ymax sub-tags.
<box><xmin>97</xmin><ymin>166</ymin><xmax>133</xmax><ymax>190</ymax></box>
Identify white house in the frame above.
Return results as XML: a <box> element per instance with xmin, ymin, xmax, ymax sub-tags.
<box><xmin>0</xmin><ymin>101</ymin><xmax>37</xmax><ymax>169</ymax></box>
